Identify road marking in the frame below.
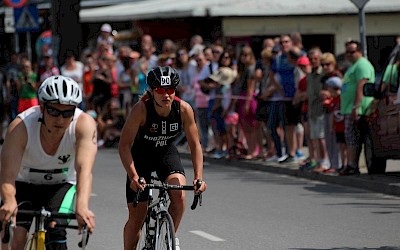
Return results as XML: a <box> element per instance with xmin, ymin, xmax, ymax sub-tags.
<box><xmin>189</xmin><ymin>230</ymin><xmax>225</xmax><ymax>241</ymax></box>
<box><xmin>91</xmin><ymin>193</ymin><xmax>97</xmax><ymax>197</ymax></box>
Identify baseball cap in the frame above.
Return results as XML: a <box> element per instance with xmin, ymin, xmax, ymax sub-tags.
<box><xmin>208</xmin><ymin>67</ymin><xmax>236</xmax><ymax>85</ymax></box>
<box><xmin>297</xmin><ymin>56</ymin><xmax>310</xmax><ymax>66</ymax></box>
<box><xmin>101</xmin><ymin>23</ymin><xmax>112</xmax><ymax>33</ymax></box>
<box><xmin>325</xmin><ymin>76</ymin><xmax>342</xmax><ymax>89</ymax></box>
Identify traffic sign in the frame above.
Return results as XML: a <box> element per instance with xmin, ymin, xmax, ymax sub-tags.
<box><xmin>4</xmin><ymin>7</ymin><xmax>15</xmax><ymax>33</ymax></box>
<box><xmin>4</xmin><ymin>0</ymin><xmax>28</xmax><ymax>8</ymax></box>
<box><xmin>14</xmin><ymin>5</ymin><xmax>39</xmax><ymax>33</ymax></box>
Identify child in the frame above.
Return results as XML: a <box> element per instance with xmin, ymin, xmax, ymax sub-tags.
<box><xmin>325</xmin><ymin>76</ymin><xmax>347</xmax><ymax>173</ymax></box>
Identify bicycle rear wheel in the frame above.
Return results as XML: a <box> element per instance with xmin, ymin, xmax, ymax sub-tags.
<box><xmin>155</xmin><ymin>211</ymin><xmax>175</xmax><ymax>250</ymax></box>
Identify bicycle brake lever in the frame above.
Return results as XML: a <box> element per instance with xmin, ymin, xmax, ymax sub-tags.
<box><xmin>132</xmin><ymin>177</ymin><xmax>145</xmax><ymax>207</ymax></box>
<box><xmin>78</xmin><ymin>225</ymin><xmax>90</xmax><ymax>248</ymax></box>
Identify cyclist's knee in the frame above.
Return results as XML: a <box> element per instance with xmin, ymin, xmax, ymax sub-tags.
<box><xmin>45</xmin><ymin>227</ymin><xmax>67</xmax><ymax>250</ymax></box>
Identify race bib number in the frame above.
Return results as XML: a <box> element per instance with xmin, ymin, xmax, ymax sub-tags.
<box><xmin>28</xmin><ymin>168</ymin><xmax>69</xmax><ymax>184</ymax></box>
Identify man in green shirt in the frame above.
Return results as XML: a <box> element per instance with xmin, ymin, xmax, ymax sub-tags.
<box><xmin>340</xmin><ymin>40</ymin><xmax>375</xmax><ymax>175</ymax></box>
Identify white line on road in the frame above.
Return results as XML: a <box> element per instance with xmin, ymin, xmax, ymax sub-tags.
<box><xmin>189</xmin><ymin>230</ymin><xmax>225</xmax><ymax>241</ymax></box>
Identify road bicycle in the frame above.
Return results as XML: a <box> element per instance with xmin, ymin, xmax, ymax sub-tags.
<box><xmin>1</xmin><ymin>205</ymin><xmax>89</xmax><ymax>250</ymax></box>
<box><xmin>134</xmin><ymin>176</ymin><xmax>203</xmax><ymax>250</ymax></box>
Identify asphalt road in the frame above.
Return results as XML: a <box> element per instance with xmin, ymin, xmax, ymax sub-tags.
<box><xmin>61</xmin><ymin>148</ymin><xmax>400</xmax><ymax>250</ymax></box>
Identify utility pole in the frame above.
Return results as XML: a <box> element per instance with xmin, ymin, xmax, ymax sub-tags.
<box><xmin>51</xmin><ymin>0</ymin><xmax>82</xmax><ymax>66</ymax></box>
<box><xmin>350</xmin><ymin>0</ymin><xmax>370</xmax><ymax>58</ymax></box>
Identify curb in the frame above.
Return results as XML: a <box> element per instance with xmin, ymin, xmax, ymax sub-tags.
<box><xmin>179</xmin><ymin>150</ymin><xmax>400</xmax><ymax>197</ymax></box>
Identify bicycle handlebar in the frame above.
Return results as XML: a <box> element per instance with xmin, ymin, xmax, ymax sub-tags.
<box><xmin>132</xmin><ymin>178</ymin><xmax>203</xmax><ymax>210</ymax></box>
<box><xmin>1</xmin><ymin>208</ymin><xmax>90</xmax><ymax>248</ymax></box>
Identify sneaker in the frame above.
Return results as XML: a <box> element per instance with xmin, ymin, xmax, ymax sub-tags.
<box><xmin>323</xmin><ymin>168</ymin><xmax>337</xmax><ymax>173</ymax></box>
<box><xmin>339</xmin><ymin>166</ymin><xmax>361</xmax><ymax>176</ymax></box>
<box><xmin>279</xmin><ymin>155</ymin><xmax>296</xmax><ymax>164</ymax></box>
<box><xmin>277</xmin><ymin>154</ymin><xmax>289</xmax><ymax>163</ymax></box>
<box><xmin>265</xmin><ymin>155</ymin><xmax>278</xmax><ymax>162</ymax></box>
<box><xmin>175</xmin><ymin>237</ymin><xmax>180</xmax><ymax>250</ymax></box>
<box><xmin>299</xmin><ymin>160</ymin><xmax>318</xmax><ymax>171</ymax></box>
<box><xmin>319</xmin><ymin>159</ymin><xmax>331</xmax><ymax>170</ymax></box>
<box><xmin>295</xmin><ymin>150</ymin><xmax>306</xmax><ymax>160</ymax></box>
<box><xmin>212</xmin><ymin>151</ymin><xmax>224</xmax><ymax>159</ymax></box>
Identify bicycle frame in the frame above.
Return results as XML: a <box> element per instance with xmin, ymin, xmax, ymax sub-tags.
<box><xmin>136</xmin><ymin>176</ymin><xmax>202</xmax><ymax>250</ymax></box>
<box><xmin>3</xmin><ymin>207</ymin><xmax>88</xmax><ymax>250</ymax></box>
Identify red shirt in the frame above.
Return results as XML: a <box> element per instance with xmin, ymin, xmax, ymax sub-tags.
<box><xmin>328</xmin><ymin>96</ymin><xmax>344</xmax><ymax>133</ymax></box>
<box><xmin>298</xmin><ymin>76</ymin><xmax>308</xmax><ymax>114</ymax></box>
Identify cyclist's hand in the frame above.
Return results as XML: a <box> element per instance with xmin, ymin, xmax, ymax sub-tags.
<box><xmin>0</xmin><ymin>200</ymin><xmax>17</xmax><ymax>225</ymax></box>
<box><xmin>130</xmin><ymin>177</ymin><xmax>146</xmax><ymax>192</ymax></box>
<box><xmin>193</xmin><ymin>179</ymin><xmax>207</xmax><ymax>194</ymax></box>
<box><xmin>76</xmin><ymin>208</ymin><xmax>95</xmax><ymax>234</ymax></box>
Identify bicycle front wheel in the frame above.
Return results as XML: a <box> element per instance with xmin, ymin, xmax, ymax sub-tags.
<box><xmin>155</xmin><ymin>211</ymin><xmax>175</xmax><ymax>250</ymax></box>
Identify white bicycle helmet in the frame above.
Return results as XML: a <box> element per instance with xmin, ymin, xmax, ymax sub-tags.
<box><xmin>38</xmin><ymin>76</ymin><xmax>82</xmax><ymax>106</ymax></box>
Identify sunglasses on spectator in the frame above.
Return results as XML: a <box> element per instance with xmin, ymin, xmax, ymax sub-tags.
<box><xmin>153</xmin><ymin>87</ymin><xmax>176</xmax><ymax>95</ymax></box>
<box><xmin>212</xmin><ymin>50</ymin><xmax>223</xmax><ymax>54</ymax></box>
<box><xmin>346</xmin><ymin>50</ymin><xmax>357</xmax><ymax>54</ymax></box>
<box><xmin>280</xmin><ymin>40</ymin><xmax>291</xmax><ymax>44</ymax></box>
<box><xmin>45</xmin><ymin>105</ymin><xmax>76</xmax><ymax>118</ymax></box>
<box><xmin>321</xmin><ymin>63</ymin><xmax>332</xmax><ymax>67</ymax></box>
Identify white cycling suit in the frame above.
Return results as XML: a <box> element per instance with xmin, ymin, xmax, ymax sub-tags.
<box><xmin>16</xmin><ymin>106</ymin><xmax>83</xmax><ymax>185</ymax></box>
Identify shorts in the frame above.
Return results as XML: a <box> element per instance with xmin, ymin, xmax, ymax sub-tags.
<box><xmin>284</xmin><ymin>101</ymin><xmax>301</xmax><ymax>126</ymax></box>
<box><xmin>344</xmin><ymin>115</ymin><xmax>367</xmax><ymax>147</ymax></box>
<box><xmin>126</xmin><ymin>145</ymin><xmax>185</xmax><ymax>203</ymax></box>
<box><xmin>255</xmin><ymin>100</ymin><xmax>269</xmax><ymax>121</ymax></box>
<box><xmin>336</xmin><ymin>132</ymin><xmax>346</xmax><ymax>144</ymax></box>
<box><xmin>309</xmin><ymin>115</ymin><xmax>325</xmax><ymax>139</ymax></box>
<box><xmin>225</xmin><ymin>112</ymin><xmax>238</xmax><ymax>126</ymax></box>
<box><xmin>9</xmin><ymin>182</ymin><xmax>76</xmax><ymax>231</ymax></box>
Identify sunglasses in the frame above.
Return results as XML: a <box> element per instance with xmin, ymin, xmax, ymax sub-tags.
<box><xmin>153</xmin><ymin>87</ymin><xmax>176</xmax><ymax>95</ymax></box>
<box><xmin>45</xmin><ymin>105</ymin><xmax>76</xmax><ymax>118</ymax></box>
<box><xmin>212</xmin><ymin>50</ymin><xmax>223</xmax><ymax>54</ymax></box>
<box><xmin>346</xmin><ymin>50</ymin><xmax>357</xmax><ymax>54</ymax></box>
<box><xmin>321</xmin><ymin>63</ymin><xmax>332</xmax><ymax>67</ymax></box>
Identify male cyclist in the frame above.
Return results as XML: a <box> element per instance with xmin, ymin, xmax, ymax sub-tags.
<box><xmin>119</xmin><ymin>66</ymin><xmax>207</xmax><ymax>250</ymax></box>
<box><xmin>0</xmin><ymin>76</ymin><xmax>97</xmax><ymax>249</ymax></box>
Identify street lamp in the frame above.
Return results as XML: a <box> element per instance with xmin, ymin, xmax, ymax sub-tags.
<box><xmin>350</xmin><ymin>0</ymin><xmax>370</xmax><ymax>57</ymax></box>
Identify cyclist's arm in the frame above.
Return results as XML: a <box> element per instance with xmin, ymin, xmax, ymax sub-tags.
<box><xmin>180</xmin><ymin>101</ymin><xmax>203</xmax><ymax>182</ymax></box>
<box><xmin>75</xmin><ymin>113</ymin><xmax>97</xmax><ymax>231</ymax></box>
<box><xmin>118</xmin><ymin>101</ymin><xmax>146</xmax><ymax>182</ymax></box>
<box><xmin>0</xmin><ymin>118</ymin><xmax>27</xmax><ymax>222</ymax></box>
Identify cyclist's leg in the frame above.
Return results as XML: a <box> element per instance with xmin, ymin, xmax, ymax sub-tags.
<box><xmin>125</xmin><ymin>202</ymin><xmax>148</xmax><ymax>250</ymax></box>
<box><xmin>157</xmin><ymin>145</ymin><xmax>186</xmax><ymax>233</ymax></box>
<box><xmin>45</xmin><ymin>183</ymin><xmax>75</xmax><ymax>250</ymax></box>
<box><xmin>7</xmin><ymin>181</ymin><xmax>36</xmax><ymax>249</ymax></box>
<box><xmin>125</xmin><ymin>172</ymin><xmax>150</xmax><ymax>250</ymax></box>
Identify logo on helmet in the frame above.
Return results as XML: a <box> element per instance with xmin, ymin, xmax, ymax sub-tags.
<box><xmin>161</xmin><ymin>76</ymin><xmax>171</xmax><ymax>86</ymax></box>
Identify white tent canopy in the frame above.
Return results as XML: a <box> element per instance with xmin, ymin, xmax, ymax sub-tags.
<box><xmin>80</xmin><ymin>0</ymin><xmax>400</xmax><ymax>22</ymax></box>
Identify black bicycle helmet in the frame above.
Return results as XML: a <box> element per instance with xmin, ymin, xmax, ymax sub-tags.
<box><xmin>146</xmin><ymin>66</ymin><xmax>181</xmax><ymax>89</ymax></box>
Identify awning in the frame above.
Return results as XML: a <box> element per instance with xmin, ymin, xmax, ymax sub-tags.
<box><xmin>80</xmin><ymin>0</ymin><xmax>400</xmax><ymax>23</ymax></box>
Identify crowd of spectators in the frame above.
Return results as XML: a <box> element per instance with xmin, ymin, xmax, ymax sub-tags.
<box><xmin>0</xmin><ymin>24</ymin><xmax>384</xmax><ymax>175</ymax></box>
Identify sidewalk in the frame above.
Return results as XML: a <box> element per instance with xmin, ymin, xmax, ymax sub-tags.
<box><xmin>177</xmin><ymin>146</ymin><xmax>400</xmax><ymax>197</ymax></box>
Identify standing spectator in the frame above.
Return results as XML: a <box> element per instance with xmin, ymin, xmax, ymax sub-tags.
<box><xmin>0</xmin><ymin>68</ymin><xmax>6</xmax><ymax>144</ymax></box>
<box><xmin>319</xmin><ymin>52</ymin><xmax>343</xmax><ymax>171</ymax></box>
<box><xmin>294</xmin><ymin>57</ymin><xmax>318</xmax><ymax>169</ymax></box>
<box><xmin>4</xmin><ymin>53</ymin><xmax>20</xmax><ymax>121</ymax></box>
<box><xmin>193</xmin><ymin>52</ymin><xmax>211</xmax><ymax>152</ymax></box>
<box><xmin>209</xmin><ymin>67</ymin><xmax>236</xmax><ymax>158</ymax></box>
<box><xmin>269</xmin><ymin>34</ymin><xmax>298</xmax><ymax>163</ymax></box>
<box><xmin>326</xmin><ymin>76</ymin><xmax>348</xmax><ymax>173</ymax></box>
<box><xmin>38</xmin><ymin>52</ymin><xmax>60</xmax><ymax>84</ymax></box>
<box><xmin>236</xmin><ymin>46</ymin><xmax>260</xmax><ymax>159</ymax></box>
<box><xmin>61</xmin><ymin>51</ymin><xmax>85</xmax><ymax>110</ymax></box>
<box><xmin>15</xmin><ymin>59</ymin><xmax>38</xmax><ymax>113</ymax></box>
<box><xmin>339</xmin><ymin>40</ymin><xmax>375</xmax><ymax>175</ymax></box>
<box><xmin>90</xmin><ymin>55</ymin><xmax>113</xmax><ymax>113</ymax></box>
<box><xmin>97</xmin><ymin>23</ymin><xmax>114</xmax><ymax>54</ymax></box>
<box><xmin>82</xmin><ymin>54</ymin><xmax>97</xmax><ymax>110</ymax></box>
<box><xmin>118</xmin><ymin>54</ymin><xmax>136</xmax><ymax>113</ymax></box>
<box><xmin>176</xmin><ymin>48</ymin><xmax>196</xmax><ymax>107</ymax></box>
<box><xmin>306</xmin><ymin>47</ymin><xmax>330</xmax><ymax>172</ymax></box>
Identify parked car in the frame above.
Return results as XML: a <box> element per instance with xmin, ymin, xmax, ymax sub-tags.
<box><xmin>363</xmin><ymin>44</ymin><xmax>400</xmax><ymax>174</ymax></box>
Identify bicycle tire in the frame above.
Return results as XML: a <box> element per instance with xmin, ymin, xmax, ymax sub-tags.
<box><xmin>155</xmin><ymin>211</ymin><xmax>175</xmax><ymax>250</ymax></box>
